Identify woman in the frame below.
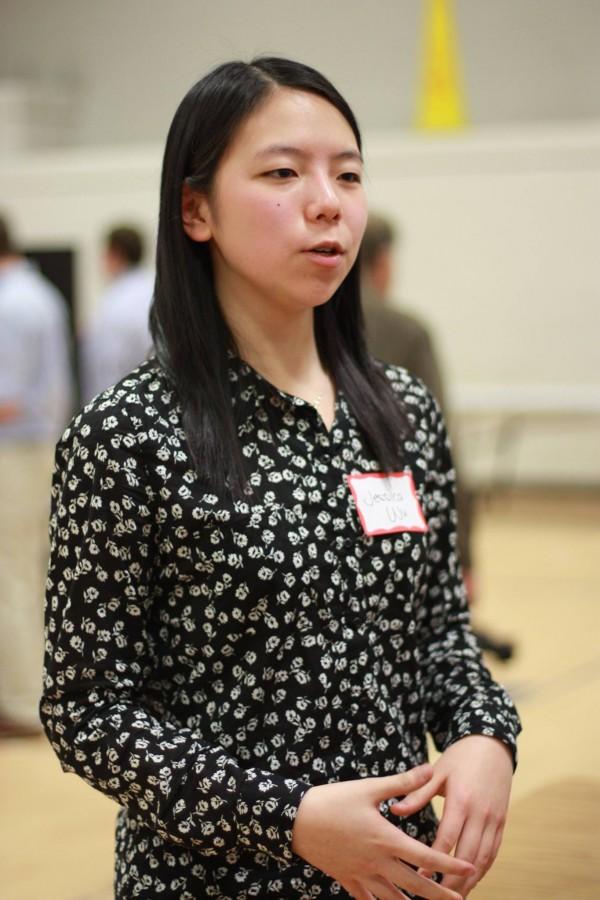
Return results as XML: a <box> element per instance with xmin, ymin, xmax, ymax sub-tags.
<box><xmin>41</xmin><ymin>58</ymin><xmax>521</xmax><ymax>900</ymax></box>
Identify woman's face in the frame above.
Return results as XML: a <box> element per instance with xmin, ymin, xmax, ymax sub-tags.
<box><xmin>183</xmin><ymin>87</ymin><xmax>368</xmax><ymax>319</ymax></box>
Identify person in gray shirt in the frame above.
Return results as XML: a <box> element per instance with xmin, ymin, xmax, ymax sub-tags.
<box><xmin>0</xmin><ymin>213</ymin><xmax>72</xmax><ymax>736</ymax></box>
<box><xmin>81</xmin><ymin>225</ymin><xmax>154</xmax><ymax>403</ymax></box>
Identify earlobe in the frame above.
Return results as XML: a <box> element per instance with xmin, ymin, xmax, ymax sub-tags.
<box><xmin>181</xmin><ymin>182</ymin><xmax>212</xmax><ymax>242</ymax></box>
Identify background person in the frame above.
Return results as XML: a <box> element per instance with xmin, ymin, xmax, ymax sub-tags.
<box><xmin>0</xmin><ymin>213</ymin><xmax>72</xmax><ymax>737</ymax></box>
<box><xmin>81</xmin><ymin>224</ymin><xmax>154</xmax><ymax>403</ymax></box>
<box><xmin>41</xmin><ymin>59</ymin><xmax>520</xmax><ymax>899</ymax></box>
<box><xmin>361</xmin><ymin>212</ymin><xmax>514</xmax><ymax>662</ymax></box>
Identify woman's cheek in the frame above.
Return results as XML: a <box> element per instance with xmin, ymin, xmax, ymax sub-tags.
<box><xmin>242</xmin><ymin>183</ymin><xmax>291</xmax><ymax>220</ymax></box>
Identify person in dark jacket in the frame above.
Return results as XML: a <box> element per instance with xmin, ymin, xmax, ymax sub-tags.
<box><xmin>362</xmin><ymin>212</ymin><xmax>514</xmax><ymax>661</ymax></box>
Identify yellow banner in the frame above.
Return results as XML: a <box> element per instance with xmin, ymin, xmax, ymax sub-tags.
<box><xmin>415</xmin><ymin>0</ymin><xmax>468</xmax><ymax>130</ymax></box>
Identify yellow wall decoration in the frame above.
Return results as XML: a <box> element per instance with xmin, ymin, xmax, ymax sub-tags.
<box><xmin>415</xmin><ymin>0</ymin><xmax>468</xmax><ymax>130</ymax></box>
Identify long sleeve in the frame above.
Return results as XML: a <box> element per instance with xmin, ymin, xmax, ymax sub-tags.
<box><xmin>404</xmin><ymin>328</ymin><xmax>446</xmax><ymax>416</ymax></box>
<box><xmin>81</xmin><ymin>317</ymin><xmax>142</xmax><ymax>404</ymax></box>
<box><xmin>0</xmin><ymin>262</ymin><xmax>73</xmax><ymax>441</ymax></box>
<box><xmin>404</xmin><ymin>331</ymin><xmax>474</xmax><ymax>573</ymax></box>
<box><xmin>415</xmin><ymin>392</ymin><xmax>521</xmax><ymax>764</ymax></box>
<box><xmin>81</xmin><ymin>318</ymin><xmax>134</xmax><ymax>403</ymax></box>
<box><xmin>40</xmin><ymin>411</ymin><xmax>310</xmax><ymax>864</ymax></box>
<box><xmin>81</xmin><ymin>269</ymin><xmax>154</xmax><ymax>403</ymax></box>
<box><xmin>35</xmin><ymin>296</ymin><xmax>73</xmax><ymax>438</ymax></box>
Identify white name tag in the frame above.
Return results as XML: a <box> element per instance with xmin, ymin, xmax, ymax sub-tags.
<box><xmin>346</xmin><ymin>472</ymin><xmax>428</xmax><ymax>537</ymax></box>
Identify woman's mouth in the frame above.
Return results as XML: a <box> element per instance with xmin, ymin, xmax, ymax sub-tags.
<box><xmin>304</xmin><ymin>242</ymin><xmax>345</xmax><ymax>267</ymax></box>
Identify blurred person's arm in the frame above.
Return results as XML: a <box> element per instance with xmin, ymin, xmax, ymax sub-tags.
<box><xmin>81</xmin><ymin>272</ymin><xmax>154</xmax><ymax>404</ymax></box>
<box><xmin>34</xmin><ymin>298</ymin><xmax>73</xmax><ymax>436</ymax></box>
<box><xmin>81</xmin><ymin>310</ymin><xmax>145</xmax><ymax>403</ymax></box>
<box><xmin>0</xmin><ymin>400</ymin><xmax>21</xmax><ymax>423</ymax></box>
<box><xmin>405</xmin><ymin>326</ymin><xmax>447</xmax><ymax>414</ymax></box>
<box><xmin>407</xmin><ymin>327</ymin><xmax>475</xmax><ymax>592</ymax></box>
<box><xmin>454</xmin><ymin>478</ymin><xmax>474</xmax><ymax>593</ymax></box>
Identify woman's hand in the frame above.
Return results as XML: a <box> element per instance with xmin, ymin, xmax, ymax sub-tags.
<box><xmin>390</xmin><ymin>736</ymin><xmax>514</xmax><ymax>897</ymax></box>
<box><xmin>291</xmin><ymin>764</ymin><xmax>474</xmax><ymax>900</ymax></box>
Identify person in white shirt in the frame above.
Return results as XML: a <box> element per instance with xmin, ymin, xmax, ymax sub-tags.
<box><xmin>82</xmin><ymin>225</ymin><xmax>154</xmax><ymax>403</ymax></box>
<box><xmin>0</xmin><ymin>214</ymin><xmax>72</xmax><ymax>736</ymax></box>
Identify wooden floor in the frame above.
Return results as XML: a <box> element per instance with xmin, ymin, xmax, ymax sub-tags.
<box><xmin>466</xmin><ymin>489</ymin><xmax>600</xmax><ymax>899</ymax></box>
<box><xmin>1</xmin><ymin>489</ymin><xmax>599</xmax><ymax>899</ymax></box>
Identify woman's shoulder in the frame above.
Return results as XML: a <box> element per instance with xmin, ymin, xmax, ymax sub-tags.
<box><xmin>375</xmin><ymin>358</ymin><xmax>439</xmax><ymax>415</ymax></box>
<box><xmin>58</xmin><ymin>358</ymin><xmax>183</xmax><ymax>457</ymax></box>
<box><xmin>372</xmin><ymin>358</ymin><xmax>447</xmax><ymax>465</ymax></box>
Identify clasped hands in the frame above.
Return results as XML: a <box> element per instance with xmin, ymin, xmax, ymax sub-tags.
<box><xmin>291</xmin><ymin>735</ymin><xmax>513</xmax><ymax>900</ymax></box>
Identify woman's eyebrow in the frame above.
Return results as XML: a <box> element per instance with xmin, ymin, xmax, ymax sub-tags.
<box><xmin>254</xmin><ymin>144</ymin><xmax>363</xmax><ymax>164</ymax></box>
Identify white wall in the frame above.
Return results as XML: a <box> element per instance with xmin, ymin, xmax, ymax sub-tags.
<box><xmin>366</xmin><ymin>123</ymin><xmax>600</xmax><ymax>485</ymax></box>
<box><xmin>1</xmin><ymin>0</ymin><xmax>599</xmax><ymax>147</ymax></box>
<box><xmin>1</xmin><ymin>122</ymin><xmax>598</xmax><ymax>486</ymax></box>
<box><xmin>0</xmin><ymin>147</ymin><xmax>161</xmax><ymax>326</ymax></box>
<box><xmin>365</xmin><ymin>124</ymin><xmax>600</xmax><ymax>388</ymax></box>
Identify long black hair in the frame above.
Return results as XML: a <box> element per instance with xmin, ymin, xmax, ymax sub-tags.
<box><xmin>150</xmin><ymin>56</ymin><xmax>408</xmax><ymax>495</ymax></box>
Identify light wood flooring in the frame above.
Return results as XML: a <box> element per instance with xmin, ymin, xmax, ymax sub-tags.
<box><xmin>1</xmin><ymin>489</ymin><xmax>599</xmax><ymax>899</ymax></box>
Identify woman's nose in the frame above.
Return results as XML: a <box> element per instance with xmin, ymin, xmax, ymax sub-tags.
<box><xmin>305</xmin><ymin>177</ymin><xmax>341</xmax><ymax>222</ymax></box>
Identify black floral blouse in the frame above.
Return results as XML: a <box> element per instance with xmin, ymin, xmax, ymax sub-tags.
<box><xmin>41</xmin><ymin>356</ymin><xmax>520</xmax><ymax>899</ymax></box>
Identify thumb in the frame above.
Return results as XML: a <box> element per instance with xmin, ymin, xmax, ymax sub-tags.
<box><xmin>366</xmin><ymin>764</ymin><xmax>433</xmax><ymax>804</ymax></box>
<box><xmin>389</xmin><ymin>771</ymin><xmax>443</xmax><ymax>817</ymax></box>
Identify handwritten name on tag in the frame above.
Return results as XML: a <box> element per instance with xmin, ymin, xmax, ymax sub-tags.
<box><xmin>346</xmin><ymin>472</ymin><xmax>428</xmax><ymax>537</ymax></box>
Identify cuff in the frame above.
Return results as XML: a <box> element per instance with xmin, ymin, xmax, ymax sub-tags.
<box><xmin>237</xmin><ymin>769</ymin><xmax>312</xmax><ymax>864</ymax></box>
<box><xmin>434</xmin><ymin>692</ymin><xmax>522</xmax><ymax>772</ymax></box>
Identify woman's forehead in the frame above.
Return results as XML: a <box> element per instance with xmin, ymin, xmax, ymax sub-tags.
<box><xmin>224</xmin><ymin>87</ymin><xmax>360</xmax><ymax>161</ymax></box>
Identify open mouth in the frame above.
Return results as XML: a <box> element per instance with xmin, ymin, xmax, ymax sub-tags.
<box><xmin>306</xmin><ymin>242</ymin><xmax>344</xmax><ymax>256</ymax></box>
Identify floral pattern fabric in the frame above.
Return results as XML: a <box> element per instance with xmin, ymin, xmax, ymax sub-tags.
<box><xmin>41</xmin><ymin>357</ymin><xmax>521</xmax><ymax>899</ymax></box>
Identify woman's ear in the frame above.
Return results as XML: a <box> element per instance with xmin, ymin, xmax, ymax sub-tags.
<box><xmin>181</xmin><ymin>182</ymin><xmax>212</xmax><ymax>242</ymax></box>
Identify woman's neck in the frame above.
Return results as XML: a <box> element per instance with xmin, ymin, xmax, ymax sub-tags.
<box><xmin>222</xmin><ymin>297</ymin><xmax>336</xmax><ymax>427</ymax></box>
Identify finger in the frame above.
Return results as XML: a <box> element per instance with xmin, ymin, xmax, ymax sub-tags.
<box><xmin>418</xmin><ymin>798</ymin><xmax>465</xmax><ymax>879</ymax></box>
<box><xmin>346</xmin><ymin>882</ymin><xmax>377</xmax><ymax>900</ymax></box>
<box><xmin>476</xmin><ymin>821</ymin><xmax>499</xmax><ymax>878</ymax></box>
<box><xmin>367</xmin><ymin>764</ymin><xmax>434</xmax><ymax>804</ymax></box>
<box><xmin>462</xmin><ymin>821</ymin><xmax>504</xmax><ymax>894</ymax></box>
<box><xmin>389</xmin><ymin>774</ymin><xmax>443</xmax><ymax>816</ymax></box>
<box><xmin>382</xmin><ymin>858</ymin><xmax>463</xmax><ymax>900</ymax></box>
<box><xmin>490</xmin><ymin>822</ymin><xmax>505</xmax><ymax>867</ymax></box>
<box><xmin>363</xmin><ymin>875</ymin><xmax>411</xmax><ymax>900</ymax></box>
<box><xmin>379</xmin><ymin>819</ymin><xmax>474</xmax><ymax>878</ymax></box>
<box><xmin>440</xmin><ymin>817</ymin><xmax>482</xmax><ymax>892</ymax></box>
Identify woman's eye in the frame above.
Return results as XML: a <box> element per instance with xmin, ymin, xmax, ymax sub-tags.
<box><xmin>339</xmin><ymin>172</ymin><xmax>362</xmax><ymax>184</ymax></box>
<box><xmin>266</xmin><ymin>168</ymin><xmax>297</xmax><ymax>179</ymax></box>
